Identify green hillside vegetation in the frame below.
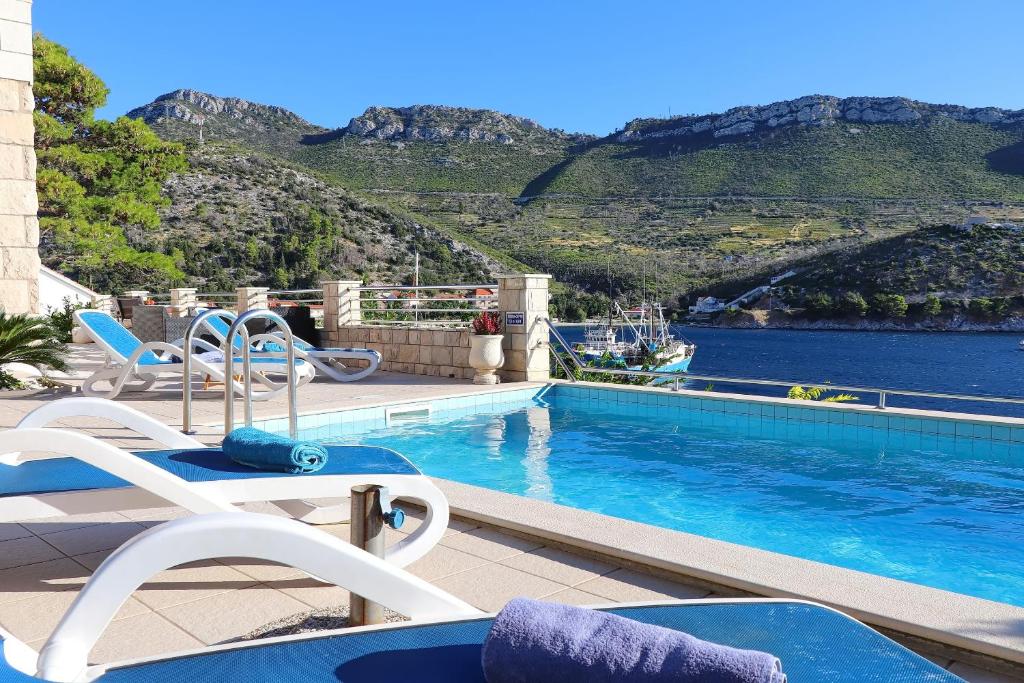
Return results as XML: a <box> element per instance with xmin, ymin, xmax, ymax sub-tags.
<box><xmin>151</xmin><ymin>143</ymin><xmax>507</xmax><ymax>291</ymax></box>
<box><xmin>765</xmin><ymin>224</ymin><xmax>1024</xmax><ymax>321</ymax></box>
<box><xmin>294</xmin><ymin>137</ymin><xmax>578</xmax><ymax>195</ymax></box>
<box><xmin>536</xmin><ymin>120</ymin><xmax>1024</xmax><ymax>200</ymax></box>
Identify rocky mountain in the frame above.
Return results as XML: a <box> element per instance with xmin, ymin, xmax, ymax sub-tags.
<box><xmin>127</xmin><ymin>89</ymin><xmax>326</xmax><ymax>155</ymax></box>
<box><xmin>618</xmin><ymin>95</ymin><xmax>1024</xmax><ymax>142</ymax></box>
<box><xmin>342</xmin><ymin>104</ymin><xmax>586</xmax><ymax>144</ymax></box>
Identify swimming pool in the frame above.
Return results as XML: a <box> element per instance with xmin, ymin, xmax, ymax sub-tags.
<box><xmin>284</xmin><ymin>386</ymin><xmax>1024</xmax><ymax>606</ymax></box>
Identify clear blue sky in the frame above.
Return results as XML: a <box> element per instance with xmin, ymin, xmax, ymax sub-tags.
<box><xmin>34</xmin><ymin>0</ymin><xmax>1024</xmax><ymax>135</ymax></box>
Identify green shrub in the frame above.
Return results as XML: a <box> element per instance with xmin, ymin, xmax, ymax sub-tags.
<box><xmin>922</xmin><ymin>294</ymin><xmax>942</xmax><ymax>317</ymax></box>
<box><xmin>835</xmin><ymin>291</ymin><xmax>868</xmax><ymax>316</ymax></box>
<box><xmin>0</xmin><ymin>312</ymin><xmax>69</xmax><ymax>389</ymax></box>
<box><xmin>871</xmin><ymin>293</ymin><xmax>908</xmax><ymax>318</ymax></box>
<box><xmin>803</xmin><ymin>291</ymin><xmax>834</xmax><ymax>318</ymax></box>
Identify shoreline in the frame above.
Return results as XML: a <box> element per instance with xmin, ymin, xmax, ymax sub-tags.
<box><xmin>682</xmin><ymin>311</ymin><xmax>1024</xmax><ymax>334</ymax></box>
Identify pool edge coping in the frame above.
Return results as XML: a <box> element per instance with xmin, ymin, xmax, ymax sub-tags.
<box><xmin>432</xmin><ymin>477</ymin><xmax>1024</xmax><ymax>668</ymax></box>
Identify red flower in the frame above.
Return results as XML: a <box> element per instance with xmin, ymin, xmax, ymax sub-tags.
<box><xmin>471</xmin><ymin>311</ymin><xmax>502</xmax><ymax>335</ymax></box>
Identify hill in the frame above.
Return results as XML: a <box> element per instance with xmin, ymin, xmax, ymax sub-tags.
<box><xmin>146</xmin><ymin>143</ymin><xmax>512</xmax><ymax>291</ymax></box>
<box><xmin>128</xmin><ymin>91</ymin><xmax>1024</xmax><ymax>309</ymax></box>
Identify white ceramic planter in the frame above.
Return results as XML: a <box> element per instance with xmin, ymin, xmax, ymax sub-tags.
<box><xmin>468</xmin><ymin>334</ymin><xmax>505</xmax><ymax>385</ymax></box>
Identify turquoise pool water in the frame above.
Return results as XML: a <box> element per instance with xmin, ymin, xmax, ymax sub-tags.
<box><xmin>308</xmin><ymin>389</ymin><xmax>1024</xmax><ymax>606</ymax></box>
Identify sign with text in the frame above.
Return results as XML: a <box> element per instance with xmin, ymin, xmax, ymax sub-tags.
<box><xmin>504</xmin><ymin>311</ymin><xmax>525</xmax><ymax>327</ymax></box>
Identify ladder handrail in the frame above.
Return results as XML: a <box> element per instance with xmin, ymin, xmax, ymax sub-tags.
<box><xmin>181</xmin><ymin>308</ymin><xmax>236</xmax><ymax>435</ymax></box>
<box><xmin>224</xmin><ymin>310</ymin><xmax>299</xmax><ymax>438</ymax></box>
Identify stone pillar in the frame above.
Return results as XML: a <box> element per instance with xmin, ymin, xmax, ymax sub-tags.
<box><xmin>169</xmin><ymin>287</ymin><xmax>197</xmax><ymax>316</ymax></box>
<box><xmin>323</xmin><ymin>280</ymin><xmax>361</xmax><ymax>329</ymax></box>
<box><xmin>90</xmin><ymin>294</ymin><xmax>115</xmax><ymax>315</ymax></box>
<box><xmin>235</xmin><ymin>286</ymin><xmax>268</xmax><ymax>313</ymax></box>
<box><xmin>0</xmin><ymin>1</ymin><xmax>37</xmax><ymax>314</ymax></box>
<box><xmin>497</xmin><ymin>274</ymin><xmax>551</xmax><ymax>382</ymax></box>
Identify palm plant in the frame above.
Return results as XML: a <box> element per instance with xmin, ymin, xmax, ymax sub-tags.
<box><xmin>0</xmin><ymin>312</ymin><xmax>69</xmax><ymax>389</ymax></box>
<box><xmin>787</xmin><ymin>385</ymin><xmax>858</xmax><ymax>403</ymax></box>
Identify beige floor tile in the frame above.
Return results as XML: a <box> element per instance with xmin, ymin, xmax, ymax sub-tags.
<box><xmin>0</xmin><ymin>592</ymin><xmax>147</xmax><ymax>643</ymax></box>
<box><xmin>439</xmin><ymin>527</ymin><xmax>543</xmax><ymax>562</ymax></box>
<box><xmin>38</xmin><ymin>521</ymin><xmax>147</xmax><ymax>557</ymax></box>
<box><xmin>131</xmin><ymin>562</ymin><xmax>260</xmax><ymax>611</ymax></box>
<box><xmin>118</xmin><ymin>506</ymin><xmax>192</xmax><ymax>525</ymax></box>
<box><xmin>158</xmin><ymin>585</ymin><xmax>308</xmax><ymax>644</ymax></box>
<box><xmin>20</xmin><ymin>511</ymin><xmax>133</xmax><ymax>536</ymax></box>
<box><xmin>947</xmin><ymin>662</ymin><xmax>1023</xmax><ymax>683</ymax></box>
<box><xmin>87</xmin><ymin>612</ymin><xmax>204</xmax><ymax>664</ymax></box>
<box><xmin>219</xmin><ymin>558</ymin><xmax>304</xmax><ymax>583</ymax></box>
<box><xmin>0</xmin><ymin>558</ymin><xmax>91</xmax><ymax>605</ymax></box>
<box><xmin>575</xmin><ymin>568</ymin><xmax>711</xmax><ymax>602</ymax></box>
<box><xmin>501</xmin><ymin>546</ymin><xmax>616</xmax><ymax>586</ymax></box>
<box><xmin>0</xmin><ymin>523</ymin><xmax>31</xmax><ymax>543</ymax></box>
<box><xmin>538</xmin><ymin>587</ymin><xmax>610</xmax><ymax>607</ymax></box>
<box><xmin>434</xmin><ymin>563</ymin><xmax>566</xmax><ymax>612</ymax></box>
<box><xmin>267</xmin><ymin>576</ymin><xmax>351</xmax><ymax>609</ymax></box>
<box><xmin>405</xmin><ymin>544</ymin><xmax>490</xmax><ymax>581</ymax></box>
<box><xmin>0</xmin><ymin>536</ymin><xmax>64</xmax><ymax>571</ymax></box>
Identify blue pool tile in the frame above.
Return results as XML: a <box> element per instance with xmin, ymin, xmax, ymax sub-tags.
<box><xmin>954</xmin><ymin>421</ymin><xmax>973</xmax><ymax>438</ymax></box>
<box><xmin>972</xmin><ymin>423</ymin><xmax>993</xmax><ymax>440</ymax></box>
<box><xmin>920</xmin><ymin>419</ymin><xmax>939</xmax><ymax>434</ymax></box>
<box><xmin>937</xmin><ymin>421</ymin><xmax>955</xmax><ymax>435</ymax></box>
<box><xmin>991</xmin><ymin>425</ymin><xmax>1011</xmax><ymax>442</ymax></box>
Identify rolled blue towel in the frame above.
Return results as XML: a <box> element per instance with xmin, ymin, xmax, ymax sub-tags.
<box><xmin>481</xmin><ymin>598</ymin><xmax>785</xmax><ymax>683</ymax></box>
<box><xmin>222</xmin><ymin>427</ymin><xmax>328</xmax><ymax>474</ymax></box>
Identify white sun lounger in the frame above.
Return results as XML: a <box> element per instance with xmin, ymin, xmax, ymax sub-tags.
<box><xmin>0</xmin><ymin>512</ymin><xmax>960</xmax><ymax>682</ymax></box>
<box><xmin>73</xmin><ymin>309</ymin><xmax>315</xmax><ymax>400</ymax></box>
<box><xmin>197</xmin><ymin>309</ymin><xmax>382</xmax><ymax>383</ymax></box>
<box><xmin>0</xmin><ymin>397</ymin><xmax>448</xmax><ymax>564</ymax></box>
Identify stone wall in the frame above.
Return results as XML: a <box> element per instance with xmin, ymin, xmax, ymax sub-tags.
<box><xmin>0</xmin><ymin>0</ymin><xmax>37</xmax><ymax>314</ymax></box>
<box><xmin>330</xmin><ymin>324</ymin><xmax>476</xmax><ymax>380</ymax></box>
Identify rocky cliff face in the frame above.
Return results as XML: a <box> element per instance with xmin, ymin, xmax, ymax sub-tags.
<box><xmin>342</xmin><ymin>104</ymin><xmax>586</xmax><ymax>144</ymax></box>
<box><xmin>619</xmin><ymin>95</ymin><xmax>1024</xmax><ymax>142</ymax></box>
<box><xmin>128</xmin><ymin>88</ymin><xmax>321</xmax><ymax>131</ymax></box>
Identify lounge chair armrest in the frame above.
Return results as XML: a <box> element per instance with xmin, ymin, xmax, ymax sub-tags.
<box><xmin>125</xmin><ymin>341</ymin><xmax>187</xmax><ymax>365</ymax></box>
<box><xmin>0</xmin><ymin>429</ymin><xmax>234</xmax><ymax>517</ymax></box>
<box><xmin>170</xmin><ymin>337</ymin><xmax>222</xmax><ymax>355</ymax></box>
<box><xmin>9</xmin><ymin>398</ymin><xmax>203</xmax><ymax>462</ymax></box>
<box><xmin>37</xmin><ymin>513</ymin><xmax>481</xmax><ymax>682</ymax></box>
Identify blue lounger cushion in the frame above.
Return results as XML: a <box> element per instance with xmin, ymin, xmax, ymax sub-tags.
<box><xmin>72</xmin><ymin>603</ymin><xmax>960</xmax><ymax>682</ymax></box>
<box><xmin>0</xmin><ymin>445</ymin><xmax>419</xmax><ymax>498</ymax></box>
<box><xmin>481</xmin><ymin>598</ymin><xmax>785</xmax><ymax>682</ymax></box>
<box><xmin>223</xmin><ymin>427</ymin><xmax>328</xmax><ymax>474</ymax></box>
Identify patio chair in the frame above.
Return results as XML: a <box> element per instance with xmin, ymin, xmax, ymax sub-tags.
<box><xmin>1</xmin><ymin>397</ymin><xmax>448</xmax><ymax>553</ymax></box>
<box><xmin>2</xmin><ymin>512</ymin><xmax>963</xmax><ymax>682</ymax></box>
<box><xmin>73</xmin><ymin>309</ymin><xmax>316</xmax><ymax>400</ymax></box>
<box><xmin>196</xmin><ymin>309</ymin><xmax>382</xmax><ymax>383</ymax></box>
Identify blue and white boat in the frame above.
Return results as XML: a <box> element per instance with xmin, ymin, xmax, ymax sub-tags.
<box><xmin>580</xmin><ymin>302</ymin><xmax>695</xmax><ymax>374</ymax></box>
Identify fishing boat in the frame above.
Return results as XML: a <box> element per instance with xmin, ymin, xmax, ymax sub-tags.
<box><xmin>579</xmin><ymin>302</ymin><xmax>696</xmax><ymax>373</ymax></box>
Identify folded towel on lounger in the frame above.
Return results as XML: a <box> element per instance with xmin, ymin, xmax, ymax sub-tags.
<box><xmin>481</xmin><ymin>598</ymin><xmax>786</xmax><ymax>683</ymax></box>
<box><xmin>222</xmin><ymin>427</ymin><xmax>328</xmax><ymax>474</ymax></box>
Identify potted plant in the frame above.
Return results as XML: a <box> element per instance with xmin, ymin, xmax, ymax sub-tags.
<box><xmin>468</xmin><ymin>311</ymin><xmax>504</xmax><ymax>384</ymax></box>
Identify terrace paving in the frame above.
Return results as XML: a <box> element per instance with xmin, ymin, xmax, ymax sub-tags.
<box><xmin>0</xmin><ymin>344</ymin><xmax>1017</xmax><ymax>680</ymax></box>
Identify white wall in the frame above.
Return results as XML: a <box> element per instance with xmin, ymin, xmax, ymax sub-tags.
<box><xmin>38</xmin><ymin>265</ymin><xmax>98</xmax><ymax>312</ymax></box>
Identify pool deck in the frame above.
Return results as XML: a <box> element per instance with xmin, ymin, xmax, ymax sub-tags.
<box><xmin>0</xmin><ymin>345</ymin><xmax>1019</xmax><ymax>681</ymax></box>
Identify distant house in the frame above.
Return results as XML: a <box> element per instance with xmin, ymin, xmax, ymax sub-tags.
<box><xmin>959</xmin><ymin>215</ymin><xmax>989</xmax><ymax>232</ymax></box>
<box><xmin>689</xmin><ymin>296</ymin><xmax>725</xmax><ymax>314</ymax></box>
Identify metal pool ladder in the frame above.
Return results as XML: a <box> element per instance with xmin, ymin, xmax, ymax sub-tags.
<box><xmin>180</xmin><ymin>309</ymin><xmax>300</xmax><ymax>438</ymax></box>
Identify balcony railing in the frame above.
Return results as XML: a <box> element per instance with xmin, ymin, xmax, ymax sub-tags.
<box><xmin>358</xmin><ymin>284</ymin><xmax>498</xmax><ymax>327</ymax></box>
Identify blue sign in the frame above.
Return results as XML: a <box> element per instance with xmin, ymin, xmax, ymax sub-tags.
<box><xmin>505</xmin><ymin>311</ymin><xmax>525</xmax><ymax>327</ymax></box>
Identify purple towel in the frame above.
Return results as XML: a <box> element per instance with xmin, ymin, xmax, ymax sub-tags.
<box><xmin>481</xmin><ymin>598</ymin><xmax>785</xmax><ymax>683</ymax></box>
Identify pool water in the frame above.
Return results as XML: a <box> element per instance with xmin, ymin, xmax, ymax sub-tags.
<box><xmin>312</xmin><ymin>393</ymin><xmax>1024</xmax><ymax>606</ymax></box>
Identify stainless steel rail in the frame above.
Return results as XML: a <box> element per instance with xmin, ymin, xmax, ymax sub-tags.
<box><xmin>541</xmin><ymin>316</ymin><xmax>1024</xmax><ymax>410</ymax></box>
<box><xmin>180</xmin><ymin>309</ymin><xmax>234</xmax><ymax>435</ymax></box>
<box><xmin>224</xmin><ymin>310</ymin><xmax>299</xmax><ymax>438</ymax></box>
